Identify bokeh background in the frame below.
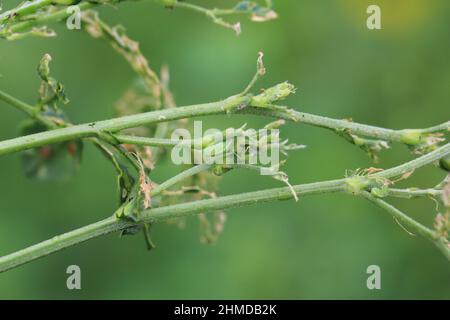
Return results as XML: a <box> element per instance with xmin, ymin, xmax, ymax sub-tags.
<box><xmin>0</xmin><ymin>0</ymin><xmax>449</xmax><ymax>299</ymax></box>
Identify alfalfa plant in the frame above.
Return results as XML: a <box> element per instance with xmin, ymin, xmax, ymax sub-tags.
<box><xmin>0</xmin><ymin>0</ymin><xmax>449</xmax><ymax>273</ymax></box>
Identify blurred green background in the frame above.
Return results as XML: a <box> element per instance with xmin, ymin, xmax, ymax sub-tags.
<box><xmin>0</xmin><ymin>0</ymin><xmax>449</xmax><ymax>299</ymax></box>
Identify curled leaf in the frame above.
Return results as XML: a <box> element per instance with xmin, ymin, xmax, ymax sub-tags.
<box><xmin>37</xmin><ymin>53</ymin><xmax>69</xmax><ymax>110</ymax></box>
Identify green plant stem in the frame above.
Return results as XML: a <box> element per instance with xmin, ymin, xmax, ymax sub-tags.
<box><xmin>1</xmin><ymin>148</ymin><xmax>449</xmax><ymax>273</ymax></box>
<box><xmin>0</xmin><ymin>0</ymin><xmax>255</xmax><ymax>38</ymax></box>
<box><xmin>173</xmin><ymin>1</ymin><xmax>243</xmax><ymax>32</ymax></box>
<box><xmin>0</xmin><ymin>0</ymin><xmax>53</xmax><ymax>23</ymax></box>
<box><xmin>373</xmin><ymin>143</ymin><xmax>450</xmax><ymax>180</ymax></box>
<box><xmin>0</xmin><ymin>99</ymin><xmax>228</xmax><ymax>155</ymax></box>
<box><xmin>387</xmin><ymin>188</ymin><xmax>443</xmax><ymax>199</ymax></box>
<box><xmin>0</xmin><ymin>90</ymin><xmax>56</xmax><ymax>128</ymax></box>
<box><xmin>248</xmin><ymin>106</ymin><xmax>449</xmax><ymax>142</ymax></box>
<box><xmin>0</xmin><ymin>86</ymin><xmax>142</xmax><ymax>173</ymax></box>
<box><xmin>151</xmin><ymin>164</ymin><xmax>212</xmax><ymax>196</ymax></box>
<box><xmin>116</xmin><ymin>134</ymin><xmax>194</xmax><ymax>147</ymax></box>
<box><xmin>361</xmin><ymin>191</ymin><xmax>450</xmax><ymax>261</ymax></box>
<box><xmin>1</xmin><ymin>89</ymin><xmax>449</xmax><ymax>156</ymax></box>
<box><xmin>173</xmin><ymin>1</ymin><xmax>267</xmax><ymax>22</ymax></box>
<box><xmin>0</xmin><ymin>179</ymin><xmax>345</xmax><ymax>273</ymax></box>
<box><xmin>98</xmin><ymin>137</ymin><xmax>450</xmax><ymax>179</ymax></box>
<box><xmin>421</xmin><ymin>121</ymin><xmax>450</xmax><ymax>133</ymax></box>
<box><xmin>0</xmin><ymin>2</ymin><xmax>96</xmax><ymax>36</ymax></box>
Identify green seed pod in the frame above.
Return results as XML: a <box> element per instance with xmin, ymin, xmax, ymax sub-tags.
<box><xmin>439</xmin><ymin>154</ymin><xmax>450</xmax><ymax>172</ymax></box>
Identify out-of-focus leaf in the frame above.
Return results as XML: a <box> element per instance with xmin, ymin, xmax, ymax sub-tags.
<box><xmin>19</xmin><ymin>115</ymin><xmax>83</xmax><ymax>182</ymax></box>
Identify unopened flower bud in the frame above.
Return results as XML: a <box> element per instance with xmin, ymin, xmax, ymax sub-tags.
<box><xmin>38</xmin><ymin>53</ymin><xmax>52</xmax><ymax>80</ymax></box>
<box><xmin>251</xmin><ymin>82</ymin><xmax>296</xmax><ymax>107</ymax></box>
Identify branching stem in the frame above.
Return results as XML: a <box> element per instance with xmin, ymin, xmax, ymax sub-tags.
<box><xmin>0</xmin><ymin>179</ymin><xmax>344</xmax><ymax>273</ymax></box>
<box><xmin>1</xmin><ymin>148</ymin><xmax>449</xmax><ymax>273</ymax></box>
<box><xmin>1</xmin><ymin>89</ymin><xmax>448</xmax><ymax>156</ymax></box>
<box><xmin>0</xmin><ymin>2</ymin><xmax>96</xmax><ymax>36</ymax></box>
<box><xmin>0</xmin><ymin>0</ymin><xmax>53</xmax><ymax>24</ymax></box>
<box><xmin>151</xmin><ymin>164</ymin><xmax>212</xmax><ymax>196</ymax></box>
<box><xmin>361</xmin><ymin>192</ymin><xmax>450</xmax><ymax>261</ymax></box>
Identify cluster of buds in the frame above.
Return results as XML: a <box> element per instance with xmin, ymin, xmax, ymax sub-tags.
<box><xmin>344</xmin><ymin>168</ymin><xmax>391</xmax><ymax>196</ymax></box>
<box><xmin>171</xmin><ymin>120</ymin><xmax>304</xmax><ymax>175</ymax></box>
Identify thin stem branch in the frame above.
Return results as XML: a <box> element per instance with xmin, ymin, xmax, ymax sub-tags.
<box><xmin>0</xmin><ymin>2</ymin><xmax>96</xmax><ymax>36</ymax></box>
<box><xmin>361</xmin><ymin>191</ymin><xmax>450</xmax><ymax>261</ymax></box>
<box><xmin>0</xmin><ymin>86</ymin><xmax>142</xmax><ymax>173</ymax></box>
<box><xmin>0</xmin><ymin>0</ymin><xmax>53</xmax><ymax>24</ymax></box>
<box><xmin>115</xmin><ymin>134</ymin><xmax>183</xmax><ymax>147</ymax></box>
<box><xmin>387</xmin><ymin>188</ymin><xmax>443</xmax><ymax>199</ymax></box>
<box><xmin>174</xmin><ymin>2</ymin><xmax>242</xmax><ymax>34</ymax></box>
<box><xmin>151</xmin><ymin>164</ymin><xmax>212</xmax><ymax>196</ymax></box>
<box><xmin>373</xmin><ymin>143</ymin><xmax>450</xmax><ymax>180</ymax></box>
<box><xmin>0</xmin><ymin>89</ymin><xmax>34</xmax><ymax>115</ymax></box>
<box><xmin>1</xmin><ymin>89</ymin><xmax>448</xmax><ymax>157</ymax></box>
<box><xmin>421</xmin><ymin>121</ymin><xmax>450</xmax><ymax>133</ymax></box>
<box><xmin>246</xmin><ymin>106</ymin><xmax>449</xmax><ymax>142</ymax></box>
<box><xmin>0</xmin><ymin>0</ymin><xmax>269</xmax><ymax>38</ymax></box>
<box><xmin>0</xmin><ymin>179</ymin><xmax>345</xmax><ymax>273</ymax></box>
<box><xmin>1</xmin><ymin>148</ymin><xmax>449</xmax><ymax>273</ymax></box>
<box><xmin>0</xmin><ymin>89</ymin><xmax>56</xmax><ymax>128</ymax></box>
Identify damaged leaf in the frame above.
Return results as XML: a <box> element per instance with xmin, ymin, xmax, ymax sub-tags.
<box><xmin>20</xmin><ymin>117</ymin><xmax>83</xmax><ymax>181</ymax></box>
